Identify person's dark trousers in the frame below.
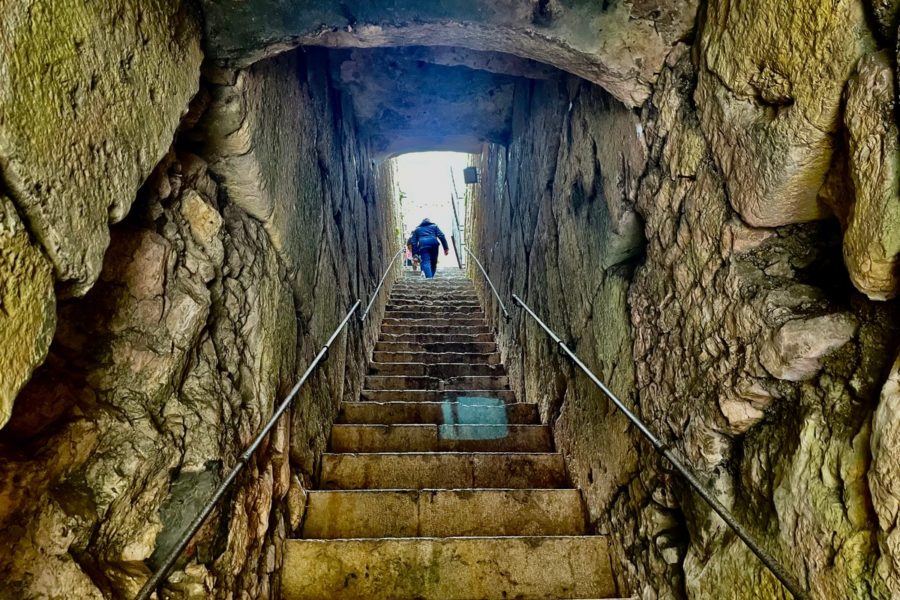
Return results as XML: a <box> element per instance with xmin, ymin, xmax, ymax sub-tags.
<box><xmin>421</xmin><ymin>246</ymin><xmax>439</xmax><ymax>278</ymax></box>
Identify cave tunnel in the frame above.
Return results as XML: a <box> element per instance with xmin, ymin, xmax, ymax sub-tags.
<box><xmin>1</xmin><ymin>2</ymin><xmax>900</xmax><ymax>600</ymax></box>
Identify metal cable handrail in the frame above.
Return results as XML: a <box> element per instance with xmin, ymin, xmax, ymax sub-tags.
<box><xmin>360</xmin><ymin>248</ymin><xmax>403</xmax><ymax>321</ymax></box>
<box><xmin>464</xmin><ymin>247</ymin><xmax>510</xmax><ymax>321</ymax></box>
<box><xmin>136</xmin><ymin>251</ymin><xmax>401</xmax><ymax>599</ymax></box>
<box><xmin>511</xmin><ymin>294</ymin><xmax>808</xmax><ymax>600</ymax></box>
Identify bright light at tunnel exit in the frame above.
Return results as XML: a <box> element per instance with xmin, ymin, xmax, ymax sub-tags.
<box><xmin>394</xmin><ymin>151</ymin><xmax>472</xmax><ymax>270</ymax></box>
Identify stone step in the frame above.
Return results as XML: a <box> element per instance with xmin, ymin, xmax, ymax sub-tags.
<box><xmin>390</xmin><ymin>294</ymin><xmax>479</xmax><ymax>303</ymax></box>
<box><xmin>374</xmin><ymin>341</ymin><xmax>497</xmax><ymax>354</ymax></box>
<box><xmin>378</xmin><ymin>332</ymin><xmax>495</xmax><ymax>344</ymax></box>
<box><xmin>301</xmin><ymin>489</ymin><xmax>586</xmax><ymax>538</ymax></box>
<box><xmin>385</xmin><ymin>300</ymin><xmax>481</xmax><ymax>316</ymax></box>
<box><xmin>387</xmin><ymin>300</ymin><xmax>482</xmax><ymax>308</ymax></box>
<box><xmin>385</xmin><ymin>311</ymin><xmax>487</xmax><ymax>321</ymax></box>
<box><xmin>387</xmin><ymin>291</ymin><xmax>481</xmax><ymax>307</ymax></box>
<box><xmin>372</xmin><ymin>351</ymin><xmax>501</xmax><ymax>365</ymax></box>
<box><xmin>338</xmin><ymin>401</ymin><xmax>539</xmax><ymax>424</ymax></box>
<box><xmin>360</xmin><ymin>389</ymin><xmax>516</xmax><ymax>403</ymax></box>
<box><xmin>320</xmin><ymin>452</ymin><xmax>569</xmax><ymax>489</ymax></box>
<box><xmin>381</xmin><ymin>324</ymin><xmax>491</xmax><ymax>336</ymax></box>
<box><xmin>331</xmin><ymin>424</ymin><xmax>552</xmax><ymax>452</ymax></box>
<box><xmin>368</xmin><ymin>362</ymin><xmax>506</xmax><ymax>377</ymax></box>
<box><xmin>382</xmin><ymin>312</ymin><xmax>485</xmax><ymax>327</ymax></box>
<box><xmin>363</xmin><ymin>375</ymin><xmax>510</xmax><ymax>391</ymax></box>
<box><xmin>282</xmin><ymin>536</ymin><xmax>616</xmax><ymax>599</ymax></box>
<box><xmin>391</xmin><ymin>289</ymin><xmax>477</xmax><ymax>296</ymax></box>
<box><xmin>387</xmin><ymin>303</ymin><xmax>483</xmax><ymax>311</ymax></box>
<box><xmin>394</xmin><ymin>281</ymin><xmax>474</xmax><ymax>288</ymax></box>
<box><xmin>386</xmin><ymin>307</ymin><xmax>483</xmax><ymax>315</ymax></box>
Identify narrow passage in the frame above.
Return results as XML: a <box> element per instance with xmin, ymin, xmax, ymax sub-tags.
<box><xmin>282</xmin><ymin>270</ymin><xmax>622</xmax><ymax>599</ymax></box>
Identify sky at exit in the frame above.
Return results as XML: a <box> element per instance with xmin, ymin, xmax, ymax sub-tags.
<box><xmin>395</xmin><ymin>151</ymin><xmax>471</xmax><ymax>269</ymax></box>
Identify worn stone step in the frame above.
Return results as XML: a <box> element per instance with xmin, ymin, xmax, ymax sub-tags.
<box><xmin>301</xmin><ymin>489</ymin><xmax>586</xmax><ymax>538</ymax></box>
<box><xmin>360</xmin><ymin>389</ymin><xmax>516</xmax><ymax>403</ymax></box>
<box><xmin>338</xmin><ymin>401</ymin><xmax>539</xmax><ymax>424</ymax></box>
<box><xmin>392</xmin><ymin>286</ymin><xmax>477</xmax><ymax>293</ymax></box>
<box><xmin>388</xmin><ymin>300</ymin><xmax>481</xmax><ymax>308</ymax></box>
<box><xmin>282</xmin><ymin>536</ymin><xmax>615</xmax><ymax>600</ymax></box>
<box><xmin>381</xmin><ymin>324</ymin><xmax>491</xmax><ymax>336</ymax></box>
<box><xmin>394</xmin><ymin>281</ymin><xmax>474</xmax><ymax>288</ymax></box>
<box><xmin>386</xmin><ymin>307</ymin><xmax>483</xmax><ymax>315</ymax></box>
<box><xmin>331</xmin><ymin>424</ymin><xmax>551</xmax><ymax>452</ymax></box>
<box><xmin>388</xmin><ymin>303</ymin><xmax>481</xmax><ymax>311</ymax></box>
<box><xmin>390</xmin><ymin>295</ymin><xmax>479</xmax><ymax>303</ymax></box>
<box><xmin>378</xmin><ymin>332</ymin><xmax>495</xmax><ymax>344</ymax></box>
<box><xmin>368</xmin><ymin>362</ymin><xmax>506</xmax><ymax>377</ymax></box>
<box><xmin>392</xmin><ymin>289</ymin><xmax>477</xmax><ymax>296</ymax></box>
<box><xmin>388</xmin><ymin>290</ymin><xmax>480</xmax><ymax>306</ymax></box>
<box><xmin>375</xmin><ymin>341</ymin><xmax>497</xmax><ymax>353</ymax></box>
<box><xmin>372</xmin><ymin>351</ymin><xmax>502</xmax><ymax>365</ymax></box>
<box><xmin>385</xmin><ymin>310</ymin><xmax>486</xmax><ymax>320</ymax></box>
<box><xmin>320</xmin><ymin>452</ymin><xmax>568</xmax><ymax>489</ymax></box>
<box><xmin>363</xmin><ymin>375</ymin><xmax>510</xmax><ymax>391</ymax></box>
<box><xmin>384</xmin><ymin>313</ymin><xmax>483</xmax><ymax>321</ymax></box>
<box><xmin>387</xmin><ymin>303</ymin><xmax>483</xmax><ymax>311</ymax></box>
<box><xmin>382</xmin><ymin>317</ymin><xmax>486</xmax><ymax>327</ymax></box>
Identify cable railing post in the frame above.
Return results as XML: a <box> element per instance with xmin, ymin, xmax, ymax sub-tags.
<box><xmin>511</xmin><ymin>294</ymin><xmax>809</xmax><ymax>600</ymax></box>
<box><xmin>464</xmin><ymin>248</ymin><xmax>510</xmax><ymax>322</ymax></box>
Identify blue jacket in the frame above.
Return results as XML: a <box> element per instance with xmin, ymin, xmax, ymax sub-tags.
<box><xmin>408</xmin><ymin>220</ymin><xmax>448</xmax><ymax>253</ymax></box>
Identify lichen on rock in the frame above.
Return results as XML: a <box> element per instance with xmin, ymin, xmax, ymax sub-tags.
<box><xmin>0</xmin><ymin>0</ymin><xmax>203</xmax><ymax>295</ymax></box>
<box><xmin>0</xmin><ymin>195</ymin><xmax>56</xmax><ymax>429</ymax></box>
<box><xmin>841</xmin><ymin>50</ymin><xmax>900</xmax><ymax>300</ymax></box>
<box><xmin>696</xmin><ymin>0</ymin><xmax>875</xmax><ymax>228</ymax></box>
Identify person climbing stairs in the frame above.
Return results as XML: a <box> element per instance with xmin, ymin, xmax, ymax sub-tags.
<box><xmin>281</xmin><ymin>270</ymin><xmax>625</xmax><ymax>599</ymax></box>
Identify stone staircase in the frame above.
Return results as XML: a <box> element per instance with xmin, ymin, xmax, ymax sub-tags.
<box><xmin>282</xmin><ymin>270</ymin><xmax>623</xmax><ymax>599</ymax></box>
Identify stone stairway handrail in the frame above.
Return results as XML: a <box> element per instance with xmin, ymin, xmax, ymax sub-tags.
<box><xmin>136</xmin><ymin>247</ymin><xmax>408</xmax><ymax>598</ymax></box>
<box><xmin>465</xmin><ymin>247</ymin><xmax>510</xmax><ymax>321</ymax></box>
<box><xmin>511</xmin><ymin>293</ymin><xmax>809</xmax><ymax>600</ymax></box>
<box><xmin>361</xmin><ymin>248</ymin><xmax>405</xmax><ymax>322</ymax></box>
<box><xmin>133</xmin><ymin>299</ymin><xmax>363</xmax><ymax>600</ymax></box>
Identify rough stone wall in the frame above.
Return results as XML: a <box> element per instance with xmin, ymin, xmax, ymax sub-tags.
<box><xmin>0</xmin><ymin>0</ymin><xmax>203</xmax><ymax>429</ymax></box>
<box><xmin>470</xmin><ymin>2</ymin><xmax>900</xmax><ymax>599</ymax></box>
<box><xmin>196</xmin><ymin>49</ymin><xmax>400</xmax><ymax>487</ymax></box>
<box><xmin>0</xmin><ymin>45</ymin><xmax>398</xmax><ymax>600</ymax></box>
<box><xmin>468</xmin><ymin>75</ymin><xmax>659</xmax><ymax>596</ymax></box>
<box><xmin>200</xmin><ymin>0</ymin><xmax>700</xmax><ymax>107</ymax></box>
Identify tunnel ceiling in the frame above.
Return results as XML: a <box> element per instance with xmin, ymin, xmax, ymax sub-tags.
<box><xmin>328</xmin><ymin>46</ymin><xmax>559</xmax><ymax>157</ymax></box>
<box><xmin>199</xmin><ymin>0</ymin><xmax>700</xmax><ymax>108</ymax></box>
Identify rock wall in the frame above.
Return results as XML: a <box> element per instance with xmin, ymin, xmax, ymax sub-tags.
<box><xmin>0</xmin><ymin>0</ymin><xmax>203</xmax><ymax>429</ymax></box>
<box><xmin>469</xmin><ymin>2</ymin><xmax>900</xmax><ymax>599</ymax></box>
<box><xmin>0</xmin><ymin>41</ymin><xmax>398</xmax><ymax>600</ymax></box>
<box><xmin>200</xmin><ymin>0</ymin><xmax>700</xmax><ymax>107</ymax></box>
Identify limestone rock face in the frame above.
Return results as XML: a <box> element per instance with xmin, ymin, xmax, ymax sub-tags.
<box><xmin>842</xmin><ymin>50</ymin><xmax>900</xmax><ymax>300</ymax></box>
<box><xmin>0</xmin><ymin>0</ymin><xmax>203</xmax><ymax>295</ymax></box>
<box><xmin>760</xmin><ymin>313</ymin><xmax>858</xmax><ymax>381</ymax></box>
<box><xmin>0</xmin><ymin>196</ymin><xmax>56</xmax><ymax>429</ymax></box>
<box><xmin>469</xmin><ymin>74</ymin><xmax>652</xmax><ymax>596</ymax></box>
<box><xmin>200</xmin><ymin>0</ymin><xmax>699</xmax><ymax>107</ymax></box>
<box><xmin>632</xmin><ymin>47</ymin><xmax>895</xmax><ymax>600</ymax></box>
<box><xmin>871</xmin><ymin>352</ymin><xmax>900</xmax><ymax>597</ymax></box>
<box><xmin>0</xmin><ymin>46</ymin><xmax>399</xmax><ymax>599</ymax></box>
<box><xmin>696</xmin><ymin>0</ymin><xmax>874</xmax><ymax>227</ymax></box>
<box><xmin>473</xmin><ymin>31</ymin><xmax>900</xmax><ymax>598</ymax></box>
